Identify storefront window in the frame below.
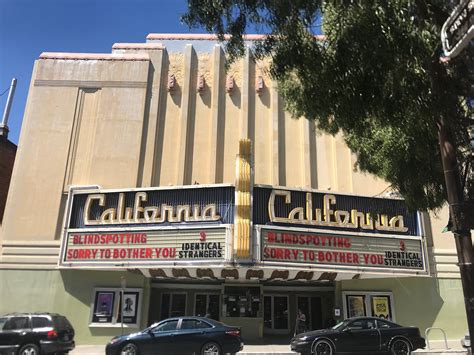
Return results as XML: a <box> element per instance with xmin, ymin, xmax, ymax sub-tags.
<box><xmin>223</xmin><ymin>286</ymin><xmax>260</xmax><ymax>318</ymax></box>
<box><xmin>90</xmin><ymin>288</ymin><xmax>142</xmax><ymax>327</ymax></box>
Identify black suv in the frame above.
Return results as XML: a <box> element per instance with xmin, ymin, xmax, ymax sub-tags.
<box><xmin>0</xmin><ymin>313</ymin><xmax>75</xmax><ymax>355</ymax></box>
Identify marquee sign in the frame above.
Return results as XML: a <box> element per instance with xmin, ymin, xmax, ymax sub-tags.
<box><xmin>61</xmin><ymin>227</ymin><xmax>228</xmax><ymax>266</ymax></box>
<box><xmin>68</xmin><ymin>185</ymin><xmax>234</xmax><ymax>229</ymax></box>
<box><xmin>261</xmin><ymin>228</ymin><xmax>425</xmax><ymax>272</ymax></box>
<box><xmin>253</xmin><ymin>186</ymin><xmax>419</xmax><ymax>236</ymax></box>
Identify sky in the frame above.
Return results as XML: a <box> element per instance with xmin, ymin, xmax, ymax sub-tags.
<box><xmin>0</xmin><ymin>0</ymin><xmax>204</xmax><ymax>145</ymax></box>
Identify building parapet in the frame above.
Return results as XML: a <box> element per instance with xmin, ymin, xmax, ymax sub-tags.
<box><xmin>39</xmin><ymin>52</ymin><xmax>150</xmax><ymax>61</ymax></box>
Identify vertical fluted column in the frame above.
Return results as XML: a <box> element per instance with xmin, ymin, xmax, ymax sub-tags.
<box><xmin>271</xmin><ymin>83</ymin><xmax>281</xmax><ymax>186</ymax></box>
<box><xmin>177</xmin><ymin>44</ymin><xmax>196</xmax><ymax>185</ymax></box>
<box><xmin>209</xmin><ymin>45</ymin><xmax>225</xmax><ymax>183</ymax></box>
<box><xmin>139</xmin><ymin>48</ymin><xmax>164</xmax><ymax>187</ymax></box>
<box><xmin>240</xmin><ymin>48</ymin><xmax>251</xmax><ymax>139</ymax></box>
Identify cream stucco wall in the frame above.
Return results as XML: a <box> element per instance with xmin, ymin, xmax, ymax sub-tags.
<box><xmin>0</xmin><ymin>36</ymin><xmax>460</xmax><ymax>280</ymax></box>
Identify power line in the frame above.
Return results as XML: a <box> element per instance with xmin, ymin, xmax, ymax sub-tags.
<box><xmin>0</xmin><ymin>87</ymin><xmax>10</xmax><ymax>97</ymax></box>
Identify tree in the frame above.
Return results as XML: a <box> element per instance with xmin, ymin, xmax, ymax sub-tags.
<box><xmin>183</xmin><ymin>0</ymin><xmax>473</xmax><ymax>350</ymax></box>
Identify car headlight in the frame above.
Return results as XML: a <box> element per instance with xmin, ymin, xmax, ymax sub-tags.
<box><xmin>108</xmin><ymin>337</ymin><xmax>120</xmax><ymax>345</ymax></box>
<box><xmin>299</xmin><ymin>336</ymin><xmax>311</xmax><ymax>341</ymax></box>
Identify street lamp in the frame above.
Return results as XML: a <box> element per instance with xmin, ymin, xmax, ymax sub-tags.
<box><xmin>121</xmin><ymin>276</ymin><xmax>126</xmax><ymax>335</ymax></box>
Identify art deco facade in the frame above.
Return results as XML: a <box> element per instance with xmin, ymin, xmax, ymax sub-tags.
<box><xmin>0</xmin><ymin>34</ymin><xmax>466</xmax><ymax>344</ymax></box>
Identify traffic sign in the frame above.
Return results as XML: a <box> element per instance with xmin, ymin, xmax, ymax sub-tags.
<box><xmin>441</xmin><ymin>0</ymin><xmax>473</xmax><ymax>58</ymax></box>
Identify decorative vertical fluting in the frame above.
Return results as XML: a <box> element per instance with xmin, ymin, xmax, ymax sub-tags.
<box><xmin>209</xmin><ymin>45</ymin><xmax>225</xmax><ymax>182</ymax></box>
<box><xmin>271</xmin><ymin>83</ymin><xmax>281</xmax><ymax>186</ymax></box>
<box><xmin>240</xmin><ymin>48</ymin><xmax>251</xmax><ymax>139</ymax></box>
<box><xmin>234</xmin><ymin>139</ymin><xmax>252</xmax><ymax>259</ymax></box>
<box><xmin>177</xmin><ymin>44</ymin><xmax>196</xmax><ymax>185</ymax></box>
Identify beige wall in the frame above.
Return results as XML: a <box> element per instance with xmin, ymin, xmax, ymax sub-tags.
<box><xmin>0</xmin><ymin>38</ymin><xmax>460</xmax><ymax>278</ymax></box>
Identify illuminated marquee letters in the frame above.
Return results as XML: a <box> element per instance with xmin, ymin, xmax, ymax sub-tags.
<box><xmin>83</xmin><ymin>192</ymin><xmax>221</xmax><ymax>226</ymax></box>
<box><xmin>268</xmin><ymin>190</ymin><xmax>408</xmax><ymax>233</ymax></box>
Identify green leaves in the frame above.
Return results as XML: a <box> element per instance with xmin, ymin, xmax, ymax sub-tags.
<box><xmin>184</xmin><ymin>0</ymin><xmax>472</xmax><ymax>211</ymax></box>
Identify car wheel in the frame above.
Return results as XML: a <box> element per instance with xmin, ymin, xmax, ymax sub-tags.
<box><xmin>201</xmin><ymin>341</ymin><xmax>221</xmax><ymax>355</ymax></box>
<box><xmin>18</xmin><ymin>344</ymin><xmax>39</xmax><ymax>355</ymax></box>
<box><xmin>312</xmin><ymin>340</ymin><xmax>334</xmax><ymax>355</ymax></box>
<box><xmin>120</xmin><ymin>343</ymin><xmax>139</xmax><ymax>355</ymax></box>
<box><xmin>391</xmin><ymin>338</ymin><xmax>412</xmax><ymax>355</ymax></box>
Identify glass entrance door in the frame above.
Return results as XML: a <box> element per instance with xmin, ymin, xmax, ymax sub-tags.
<box><xmin>297</xmin><ymin>296</ymin><xmax>322</xmax><ymax>331</ymax></box>
<box><xmin>160</xmin><ymin>293</ymin><xmax>186</xmax><ymax>320</ymax></box>
<box><xmin>264</xmin><ymin>295</ymin><xmax>289</xmax><ymax>334</ymax></box>
<box><xmin>195</xmin><ymin>294</ymin><xmax>220</xmax><ymax>320</ymax></box>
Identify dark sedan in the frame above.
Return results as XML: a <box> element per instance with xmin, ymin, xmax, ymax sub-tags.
<box><xmin>106</xmin><ymin>317</ymin><xmax>243</xmax><ymax>355</ymax></box>
<box><xmin>291</xmin><ymin>317</ymin><xmax>425</xmax><ymax>355</ymax></box>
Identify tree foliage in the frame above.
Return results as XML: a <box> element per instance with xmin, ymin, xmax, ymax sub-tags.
<box><xmin>183</xmin><ymin>0</ymin><xmax>473</xmax><ymax>212</ymax></box>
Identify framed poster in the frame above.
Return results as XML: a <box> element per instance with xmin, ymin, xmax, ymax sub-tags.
<box><xmin>371</xmin><ymin>295</ymin><xmax>392</xmax><ymax>320</ymax></box>
<box><xmin>90</xmin><ymin>287</ymin><xmax>143</xmax><ymax>327</ymax></box>
<box><xmin>346</xmin><ymin>295</ymin><xmax>366</xmax><ymax>318</ymax></box>
<box><xmin>118</xmin><ymin>291</ymin><xmax>140</xmax><ymax>324</ymax></box>
<box><xmin>92</xmin><ymin>291</ymin><xmax>115</xmax><ymax>323</ymax></box>
<box><xmin>343</xmin><ymin>291</ymin><xmax>395</xmax><ymax>321</ymax></box>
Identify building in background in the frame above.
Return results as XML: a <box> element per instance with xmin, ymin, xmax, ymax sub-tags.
<box><xmin>0</xmin><ymin>135</ymin><xmax>16</xmax><ymax>223</ymax></box>
<box><xmin>0</xmin><ymin>34</ymin><xmax>466</xmax><ymax>344</ymax></box>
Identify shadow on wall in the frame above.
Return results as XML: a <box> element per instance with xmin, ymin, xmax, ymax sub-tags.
<box><xmin>61</xmin><ymin>269</ymin><xmax>147</xmax><ymax>341</ymax></box>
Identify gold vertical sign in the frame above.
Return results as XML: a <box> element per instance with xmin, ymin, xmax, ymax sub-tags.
<box><xmin>234</xmin><ymin>139</ymin><xmax>252</xmax><ymax>259</ymax></box>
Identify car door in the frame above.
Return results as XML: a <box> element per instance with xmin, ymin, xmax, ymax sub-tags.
<box><xmin>336</xmin><ymin>319</ymin><xmax>380</xmax><ymax>353</ymax></box>
<box><xmin>376</xmin><ymin>318</ymin><xmax>399</xmax><ymax>351</ymax></box>
<box><xmin>141</xmin><ymin>319</ymin><xmax>179</xmax><ymax>355</ymax></box>
<box><xmin>0</xmin><ymin>316</ymin><xmax>31</xmax><ymax>351</ymax></box>
<box><xmin>172</xmin><ymin>319</ymin><xmax>214</xmax><ymax>354</ymax></box>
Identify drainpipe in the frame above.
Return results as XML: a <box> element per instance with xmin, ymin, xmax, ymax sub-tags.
<box><xmin>0</xmin><ymin>78</ymin><xmax>17</xmax><ymax>139</ymax></box>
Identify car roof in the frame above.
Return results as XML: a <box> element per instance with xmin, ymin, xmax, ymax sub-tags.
<box><xmin>152</xmin><ymin>316</ymin><xmax>221</xmax><ymax>327</ymax></box>
<box><xmin>1</xmin><ymin>312</ymin><xmax>63</xmax><ymax>317</ymax></box>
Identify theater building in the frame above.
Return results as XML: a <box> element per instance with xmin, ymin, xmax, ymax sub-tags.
<box><xmin>0</xmin><ymin>34</ymin><xmax>467</xmax><ymax>344</ymax></box>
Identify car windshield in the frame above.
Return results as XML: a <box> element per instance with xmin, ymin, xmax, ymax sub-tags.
<box><xmin>332</xmin><ymin>320</ymin><xmax>348</xmax><ymax>330</ymax></box>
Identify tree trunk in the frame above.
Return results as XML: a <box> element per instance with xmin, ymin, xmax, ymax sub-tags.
<box><xmin>438</xmin><ymin>120</ymin><xmax>474</xmax><ymax>353</ymax></box>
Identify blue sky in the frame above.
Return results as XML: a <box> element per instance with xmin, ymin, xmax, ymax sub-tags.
<box><xmin>0</xmin><ymin>0</ymin><xmax>203</xmax><ymax>144</ymax></box>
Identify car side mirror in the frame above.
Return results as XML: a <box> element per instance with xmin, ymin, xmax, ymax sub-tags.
<box><xmin>146</xmin><ymin>329</ymin><xmax>155</xmax><ymax>336</ymax></box>
<box><xmin>342</xmin><ymin>327</ymin><xmax>351</xmax><ymax>333</ymax></box>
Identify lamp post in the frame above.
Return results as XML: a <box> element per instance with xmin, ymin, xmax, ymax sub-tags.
<box><xmin>121</xmin><ymin>276</ymin><xmax>126</xmax><ymax>335</ymax></box>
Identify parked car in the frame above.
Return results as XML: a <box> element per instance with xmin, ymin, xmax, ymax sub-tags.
<box><xmin>460</xmin><ymin>331</ymin><xmax>470</xmax><ymax>349</ymax></box>
<box><xmin>106</xmin><ymin>317</ymin><xmax>243</xmax><ymax>355</ymax></box>
<box><xmin>0</xmin><ymin>312</ymin><xmax>75</xmax><ymax>355</ymax></box>
<box><xmin>291</xmin><ymin>316</ymin><xmax>425</xmax><ymax>355</ymax></box>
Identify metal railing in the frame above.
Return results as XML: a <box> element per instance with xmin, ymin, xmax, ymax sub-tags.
<box><xmin>425</xmin><ymin>327</ymin><xmax>449</xmax><ymax>350</ymax></box>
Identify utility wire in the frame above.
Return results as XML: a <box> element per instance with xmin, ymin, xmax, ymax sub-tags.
<box><xmin>0</xmin><ymin>87</ymin><xmax>10</xmax><ymax>97</ymax></box>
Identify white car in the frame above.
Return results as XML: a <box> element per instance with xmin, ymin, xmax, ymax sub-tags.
<box><xmin>461</xmin><ymin>332</ymin><xmax>470</xmax><ymax>349</ymax></box>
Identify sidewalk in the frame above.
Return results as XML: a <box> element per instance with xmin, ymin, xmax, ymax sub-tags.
<box><xmin>70</xmin><ymin>340</ymin><xmax>468</xmax><ymax>355</ymax></box>
<box><xmin>71</xmin><ymin>343</ymin><xmax>294</xmax><ymax>355</ymax></box>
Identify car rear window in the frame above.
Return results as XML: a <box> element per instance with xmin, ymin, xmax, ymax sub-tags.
<box><xmin>0</xmin><ymin>317</ymin><xmax>9</xmax><ymax>331</ymax></box>
<box><xmin>53</xmin><ymin>316</ymin><xmax>72</xmax><ymax>329</ymax></box>
<box><xmin>377</xmin><ymin>319</ymin><xmax>398</xmax><ymax>329</ymax></box>
<box><xmin>32</xmin><ymin>316</ymin><xmax>52</xmax><ymax>328</ymax></box>
<box><xmin>181</xmin><ymin>319</ymin><xmax>212</xmax><ymax>329</ymax></box>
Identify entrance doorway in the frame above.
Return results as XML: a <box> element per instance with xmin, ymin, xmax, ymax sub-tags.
<box><xmin>297</xmin><ymin>296</ymin><xmax>322</xmax><ymax>331</ymax></box>
<box><xmin>194</xmin><ymin>294</ymin><xmax>220</xmax><ymax>320</ymax></box>
<box><xmin>160</xmin><ymin>293</ymin><xmax>186</xmax><ymax>319</ymax></box>
<box><xmin>264</xmin><ymin>295</ymin><xmax>289</xmax><ymax>334</ymax></box>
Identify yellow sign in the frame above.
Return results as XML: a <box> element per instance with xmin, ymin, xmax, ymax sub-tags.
<box><xmin>371</xmin><ymin>296</ymin><xmax>390</xmax><ymax>319</ymax></box>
